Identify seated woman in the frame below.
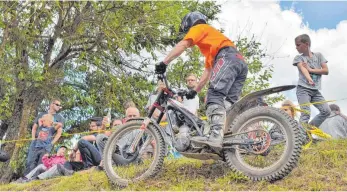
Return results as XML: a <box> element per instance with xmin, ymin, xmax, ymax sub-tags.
<box><xmin>281</xmin><ymin>100</ymin><xmax>296</xmax><ymax>119</ymax></box>
<box><xmin>280</xmin><ymin>100</ymin><xmax>309</xmax><ymax>143</ymax></box>
<box><xmin>267</xmin><ymin>100</ymin><xmax>297</xmax><ymax>144</ymax></box>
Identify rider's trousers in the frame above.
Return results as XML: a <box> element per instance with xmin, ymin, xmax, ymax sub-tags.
<box><xmin>206</xmin><ymin>46</ymin><xmax>248</xmax><ymax>108</ymax></box>
<box><xmin>205</xmin><ymin>46</ymin><xmax>248</xmax><ymax>135</ymax></box>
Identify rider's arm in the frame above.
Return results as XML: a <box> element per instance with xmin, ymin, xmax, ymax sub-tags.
<box><xmin>195</xmin><ymin>67</ymin><xmax>212</xmax><ymax>92</ymax></box>
<box><xmin>163</xmin><ymin>39</ymin><xmax>193</xmax><ymax>64</ymax></box>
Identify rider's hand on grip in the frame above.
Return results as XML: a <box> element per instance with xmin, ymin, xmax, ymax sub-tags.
<box><xmin>186</xmin><ymin>89</ymin><xmax>197</xmax><ymax>99</ymax></box>
<box><xmin>155</xmin><ymin>61</ymin><xmax>167</xmax><ymax>74</ymax></box>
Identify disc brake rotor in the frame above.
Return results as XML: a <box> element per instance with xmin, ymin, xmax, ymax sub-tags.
<box><xmin>246</xmin><ymin>129</ymin><xmax>271</xmax><ymax>154</ymax></box>
<box><xmin>225</xmin><ymin>129</ymin><xmax>272</xmax><ymax>154</ymax></box>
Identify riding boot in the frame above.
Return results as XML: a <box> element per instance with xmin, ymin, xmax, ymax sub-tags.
<box><xmin>191</xmin><ymin>104</ymin><xmax>226</xmax><ymax>150</ymax></box>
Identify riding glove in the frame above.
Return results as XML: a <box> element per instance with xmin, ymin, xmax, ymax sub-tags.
<box><xmin>186</xmin><ymin>89</ymin><xmax>197</xmax><ymax>99</ymax></box>
<box><xmin>155</xmin><ymin>61</ymin><xmax>167</xmax><ymax>74</ymax></box>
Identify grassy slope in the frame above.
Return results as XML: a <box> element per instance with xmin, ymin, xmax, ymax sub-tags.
<box><xmin>2</xmin><ymin>139</ymin><xmax>347</xmax><ymax>191</ymax></box>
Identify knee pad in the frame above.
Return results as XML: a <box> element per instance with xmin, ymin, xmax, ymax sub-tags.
<box><xmin>206</xmin><ymin>104</ymin><xmax>226</xmax><ymax>117</ymax></box>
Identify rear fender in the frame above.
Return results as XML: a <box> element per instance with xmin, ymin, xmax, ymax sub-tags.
<box><xmin>225</xmin><ymin>85</ymin><xmax>296</xmax><ymax>132</ymax></box>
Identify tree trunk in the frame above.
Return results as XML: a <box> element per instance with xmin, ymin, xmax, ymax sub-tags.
<box><xmin>0</xmin><ymin>90</ymin><xmax>42</xmax><ymax>184</ymax></box>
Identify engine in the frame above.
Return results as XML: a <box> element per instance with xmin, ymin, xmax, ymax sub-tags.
<box><xmin>173</xmin><ymin>124</ymin><xmax>191</xmax><ymax>152</ymax></box>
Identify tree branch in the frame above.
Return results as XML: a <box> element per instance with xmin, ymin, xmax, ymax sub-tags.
<box><xmin>70</xmin><ymin>32</ymin><xmax>104</xmax><ymax>52</ymax></box>
<box><xmin>50</xmin><ymin>2</ymin><xmax>93</xmax><ymax>70</ymax></box>
<box><xmin>52</xmin><ymin>52</ymin><xmax>79</xmax><ymax>70</ymax></box>
<box><xmin>50</xmin><ymin>41</ymin><xmax>71</xmax><ymax>68</ymax></box>
<box><xmin>43</xmin><ymin>1</ymin><xmax>64</xmax><ymax>70</ymax></box>
<box><xmin>69</xmin><ymin>1</ymin><xmax>92</xmax><ymax>33</ymax></box>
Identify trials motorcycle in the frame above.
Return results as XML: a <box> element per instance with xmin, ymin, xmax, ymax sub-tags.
<box><xmin>103</xmin><ymin>73</ymin><xmax>302</xmax><ymax>187</ymax></box>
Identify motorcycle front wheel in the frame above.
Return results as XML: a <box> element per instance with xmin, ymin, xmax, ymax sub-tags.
<box><xmin>103</xmin><ymin>120</ymin><xmax>166</xmax><ymax>187</ymax></box>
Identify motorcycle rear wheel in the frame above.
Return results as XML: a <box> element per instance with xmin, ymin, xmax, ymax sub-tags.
<box><xmin>224</xmin><ymin>106</ymin><xmax>302</xmax><ymax>181</ymax></box>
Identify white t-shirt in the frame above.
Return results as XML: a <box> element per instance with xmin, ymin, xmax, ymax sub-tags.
<box><xmin>182</xmin><ymin>95</ymin><xmax>199</xmax><ymax>115</ymax></box>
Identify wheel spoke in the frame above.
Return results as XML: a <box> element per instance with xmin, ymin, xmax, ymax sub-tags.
<box><xmin>103</xmin><ymin>121</ymin><xmax>165</xmax><ymax>187</ymax></box>
<box><xmin>236</xmin><ymin>117</ymin><xmax>287</xmax><ymax>169</ymax></box>
<box><xmin>224</xmin><ymin>107</ymin><xmax>302</xmax><ymax>181</ymax></box>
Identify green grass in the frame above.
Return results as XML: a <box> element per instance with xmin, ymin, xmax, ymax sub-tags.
<box><xmin>2</xmin><ymin>139</ymin><xmax>347</xmax><ymax>191</ymax></box>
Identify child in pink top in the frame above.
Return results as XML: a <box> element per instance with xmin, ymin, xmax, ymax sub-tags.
<box><xmin>15</xmin><ymin>146</ymin><xmax>67</xmax><ymax>183</ymax></box>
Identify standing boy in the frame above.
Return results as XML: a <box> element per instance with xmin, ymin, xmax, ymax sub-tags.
<box><xmin>293</xmin><ymin>34</ymin><xmax>331</xmax><ymax>129</ymax></box>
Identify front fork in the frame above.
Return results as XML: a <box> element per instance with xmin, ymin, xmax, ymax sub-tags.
<box><xmin>127</xmin><ymin>118</ymin><xmax>151</xmax><ymax>154</ymax></box>
<box><xmin>127</xmin><ymin>90</ymin><xmax>165</xmax><ymax>155</ymax></box>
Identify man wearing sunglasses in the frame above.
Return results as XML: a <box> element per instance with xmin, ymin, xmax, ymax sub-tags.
<box><xmin>24</xmin><ymin>99</ymin><xmax>65</xmax><ymax>175</ymax></box>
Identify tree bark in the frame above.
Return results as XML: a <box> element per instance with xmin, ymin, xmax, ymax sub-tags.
<box><xmin>0</xmin><ymin>90</ymin><xmax>43</xmax><ymax>184</ymax></box>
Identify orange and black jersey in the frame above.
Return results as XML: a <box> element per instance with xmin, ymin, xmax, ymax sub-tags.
<box><xmin>183</xmin><ymin>24</ymin><xmax>235</xmax><ymax>69</ymax></box>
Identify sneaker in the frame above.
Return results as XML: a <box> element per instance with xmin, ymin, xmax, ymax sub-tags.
<box><xmin>24</xmin><ymin>177</ymin><xmax>38</xmax><ymax>183</ymax></box>
<box><xmin>14</xmin><ymin>177</ymin><xmax>28</xmax><ymax>183</ymax></box>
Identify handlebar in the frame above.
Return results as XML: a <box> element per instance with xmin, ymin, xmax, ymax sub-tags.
<box><xmin>157</xmin><ymin>73</ymin><xmax>187</xmax><ymax>98</ymax></box>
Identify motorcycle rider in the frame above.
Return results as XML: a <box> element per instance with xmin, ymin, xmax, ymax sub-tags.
<box><xmin>155</xmin><ymin>11</ymin><xmax>248</xmax><ymax>149</ymax></box>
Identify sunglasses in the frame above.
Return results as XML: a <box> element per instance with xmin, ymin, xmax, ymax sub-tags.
<box><xmin>54</xmin><ymin>103</ymin><xmax>62</xmax><ymax>107</ymax></box>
